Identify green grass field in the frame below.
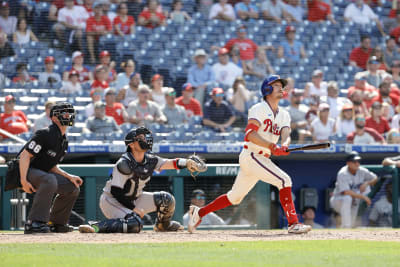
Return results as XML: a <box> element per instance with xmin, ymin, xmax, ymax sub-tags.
<box><xmin>1</xmin><ymin>240</ymin><xmax>399</xmax><ymax>267</ymax></box>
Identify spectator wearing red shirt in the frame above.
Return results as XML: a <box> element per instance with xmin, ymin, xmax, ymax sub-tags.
<box><xmin>91</xmin><ymin>65</ymin><xmax>109</xmax><ymax>90</ymax></box>
<box><xmin>307</xmin><ymin>0</ymin><xmax>336</xmax><ymax>23</ymax></box>
<box><xmin>138</xmin><ymin>0</ymin><xmax>166</xmax><ymax>29</ymax></box>
<box><xmin>220</xmin><ymin>25</ymin><xmax>258</xmax><ymax>61</ymax></box>
<box><xmin>104</xmin><ymin>88</ymin><xmax>128</xmax><ymax>125</ymax></box>
<box><xmin>63</xmin><ymin>51</ymin><xmax>94</xmax><ymax>83</ymax></box>
<box><xmin>365</xmin><ymin>101</ymin><xmax>391</xmax><ymax>135</ymax></box>
<box><xmin>113</xmin><ymin>2</ymin><xmax>135</xmax><ymax>36</ymax></box>
<box><xmin>349</xmin><ymin>35</ymin><xmax>373</xmax><ymax>70</ymax></box>
<box><xmin>98</xmin><ymin>50</ymin><xmax>117</xmax><ymax>83</ymax></box>
<box><xmin>0</xmin><ymin>95</ymin><xmax>30</xmax><ymax>140</ymax></box>
<box><xmin>175</xmin><ymin>83</ymin><xmax>203</xmax><ymax>117</ymax></box>
<box><xmin>86</xmin><ymin>2</ymin><xmax>112</xmax><ymax>64</ymax></box>
<box><xmin>371</xmin><ymin>81</ymin><xmax>400</xmax><ymax>110</ymax></box>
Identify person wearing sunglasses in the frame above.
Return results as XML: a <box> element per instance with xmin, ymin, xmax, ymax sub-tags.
<box><xmin>183</xmin><ymin>189</ymin><xmax>225</xmax><ymax>227</ymax></box>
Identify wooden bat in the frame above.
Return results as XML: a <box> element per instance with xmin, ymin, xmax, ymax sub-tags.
<box><xmin>287</xmin><ymin>142</ymin><xmax>331</xmax><ymax>152</ymax></box>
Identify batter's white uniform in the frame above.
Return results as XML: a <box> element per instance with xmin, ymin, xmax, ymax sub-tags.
<box><xmin>227</xmin><ymin>100</ymin><xmax>292</xmax><ymax>205</ymax></box>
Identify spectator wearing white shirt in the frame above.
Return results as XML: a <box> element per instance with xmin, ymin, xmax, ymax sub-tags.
<box><xmin>335</xmin><ymin>103</ymin><xmax>356</xmax><ymax>139</ymax></box>
<box><xmin>321</xmin><ymin>81</ymin><xmax>347</xmax><ymax>120</ymax></box>
<box><xmin>12</xmin><ymin>18</ymin><xmax>38</xmax><ymax>45</ymax></box>
<box><xmin>310</xmin><ymin>103</ymin><xmax>336</xmax><ymax>142</ymax></box>
<box><xmin>0</xmin><ymin>2</ymin><xmax>17</xmax><ymax>35</ymax></box>
<box><xmin>212</xmin><ymin>48</ymin><xmax>243</xmax><ymax>88</ymax></box>
<box><xmin>39</xmin><ymin>56</ymin><xmax>62</xmax><ymax>88</ymax></box>
<box><xmin>344</xmin><ymin>0</ymin><xmax>385</xmax><ymax>36</ymax></box>
<box><xmin>115</xmin><ymin>59</ymin><xmax>135</xmax><ymax>90</ymax></box>
<box><xmin>261</xmin><ymin>0</ymin><xmax>291</xmax><ymax>24</ymax></box>
<box><xmin>33</xmin><ymin>101</ymin><xmax>55</xmax><ymax>132</ymax></box>
<box><xmin>85</xmin><ymin>87</ymin><xmax>104</xmax><ymax>118</ymax></box>
<box><xmin>53</xmin><ymin>0</ymin><xmax>89</xmax><ymax>50</ymax></box>
<box><xmin>304</xmin><ymin>69</ymin><xmax>328</xmax><ymax>98</ymax></box>
<box><xmin>60</xmin><ymin>70</ymin><xmax>83</xmax><ymax>95</ymax></box>
<box><xmin>209</xmin><ymin>0</ymin><xmax>236</xmax><ymax>21</ymax></box>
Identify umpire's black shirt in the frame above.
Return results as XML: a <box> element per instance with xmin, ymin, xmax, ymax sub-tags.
<box><xmin>23</xmin><ymin>123</ymin><xmax>68</xmax><ymax>172</ymax></box>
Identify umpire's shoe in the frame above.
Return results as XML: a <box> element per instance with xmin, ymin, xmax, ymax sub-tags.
<box><xmin>24</xmin><ymin>221</ymin><xmax>50</xmax><ymax>234</ymax></box>
<box><xmin>49</xmin><ymin>223</ymin><xmax>74</xmax><ymax>233</ymax></box>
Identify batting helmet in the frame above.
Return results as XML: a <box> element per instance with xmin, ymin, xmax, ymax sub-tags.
<box><xmin>50</xmin><ymin>102</ymin><xmax>75</xmax><ymax>126</ymax></box>
<box><xmin>260</xmin><ymin>75</ymin><xmax>288</xmax><ymax>97</ymax></box>
<box><xmin>125</xmin><ymin>126</ymin><xmax>153</xmax><ymax>151</ymax></box>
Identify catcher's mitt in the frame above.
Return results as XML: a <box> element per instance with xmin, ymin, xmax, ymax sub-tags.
<box><xmin>186</xmin><ymin>153</ymin><xmax>207</xmax><ymax>178</ymax></box>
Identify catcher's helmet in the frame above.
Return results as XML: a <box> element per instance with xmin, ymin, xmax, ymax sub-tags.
<box><xmin>125</xmin><ymin>126</ymin><xmax>153</xmax><ymax>151</ymax></box>
<box><xmin>50</xmin><ymin>102</ymin><xmax>75</xmax><ymax>126</ymax></box>
<box><xmin>260</xmin><ymin>75</ymin><xmax>288</xmax><ymax>97</ymax></box>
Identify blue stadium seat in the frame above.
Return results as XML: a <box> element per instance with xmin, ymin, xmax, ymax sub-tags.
<box><xmin>195</xmin><ymin>131</ymin><xmax>215</xmax><ymax>142</ymax></box>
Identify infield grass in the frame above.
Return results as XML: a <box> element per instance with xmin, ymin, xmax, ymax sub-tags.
<box><xmin>0</xmin><ymin>240</ymin><xmax>399</xmax><ymax>267</ymax></box>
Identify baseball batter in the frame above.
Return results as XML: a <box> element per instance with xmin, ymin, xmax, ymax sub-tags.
<box><xmin>79</xmin><ymin>126</ymin><xmax>206</xmax><ymax>233</ymax></box>
<box><xmin>188</xmin><ymin>75</ymin><xmax>312</xmax><ymax>234</ymax></box>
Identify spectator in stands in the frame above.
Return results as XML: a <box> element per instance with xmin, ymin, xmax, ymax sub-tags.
<box><xmin>98</xmin><ymin>50</ymin><xmax>116</xmax><ymax>83</ymax></box>
<box><xmin>138</xmin><ymin>0</ymin><xmax>166</xmax><ymax>29</ymax></box>
<box><xmin>235</xmin><ymin>0</ymin><xmax>259</xmax><ymax>21</ymax></box>
<box><xmin>365</xmin><ymin>101</ymin><xmax>391</xmax><ymax>135</ymax></box>
<box><xmin>63</xmin><ymin>51</ymin><xmax>94</xmax><ymax>83</ymax></box>
<box><xmin>83</xmin><ymin>0</ymin><xmax>94</xmax><ymax>16</ymax></box>
<box><xmin>0</xmin><ymin>95</ymin><xmax>30</xmax><ymax>140</ymax></box>
<box><xmin>85</xmin><ymin>88</ymin><xmax>103</xmax><ymax>117</ymax></box>
<box><xmin>344</xmin><ymin>0</ymin><xmax>385</xmax><ymax>37</ymax></box>
<box><xmin>117</xmin><ymin>72</ymin><xmax>141</xmax><ymax>107</ymax></box>
<box><xmin>60</xmin><ymin>70</ymin><xmax>82</xmax><ymax>95</ymax></box>
<box><xmin>102</xmin><ymin>0</ymin><xmax>117</xmax><ymax>23</ymax></box>
<box><xmin>369</xmin><ymin>182</ymin><xmax>398</xmax><ymax>227</ymax></box>
<box><xmin>371</xmin><ymin>81</ymin><xmax>399</xmax><ymax>112</ymax></box>
<box><xmin>113</xmin><ymin>2</ymin><xmax>135</xmax><ymax>35</ymax></box>
<box><xmin>33</xmin><ymin>101</ymin><xmax>55</xmax><ymax>132</ymax></box>
<box><xmin>126</xmin><ymin>0</ymin><xmax>144</xmax><ymax>22</ymax></box>
<box><xmin>83</xmin><ymin>101</ymin><xmax>121</xmax><ymax>134</ymax></box>
<box><xmin>391</xmin><ymin>103</ymin><xmax>400</xmax><ymax>129</ymax></box>
<box><xmin>169</xmin><ymin>0</ymin><xmax>191</xmax><ymax>23</ymax></box>
<box><xmin>187</xmin><ymin>48</ymin><xmax>215</xmax><ymax>105</ymax></box>
<box><xmin>277</xmin><ymin>25</ymin><xmax>306</xmax><ymax>64</ymax></box>
<box><xmin>183</xmin><ymin>189</ymin><xmax>225</xmax><ymax>227</ymax></box>
<box><xmin>356</xmin><ymin>56</ymin><xmax>387</xmax><ymax>88</ymax></box>
<box><xmin>310</xmin><ymin>103</ymin><xmax>335</xmax><ymax>142</ymax></box>
<box><xmin>371</xmin><ymin>46</ymin><xmax>388</xmax><ymax>71</ymax></box>
<box><xmin>304</xmin><ymin>69</ymin><xmax>328</xmax><ymax>98</ymax></box>
<box><xmin>127</xmin><ymin>85</ymin><xmax>167</xmax><ymax>126</ymax></box>
<box><xmin>349</xmin><ymin>36</ymin><xmax>373</xmax><ymax>70</ymax></box>
<box><xmin>307</xmin><ymin>0</ymin><xmax>336</xmax><ymax>24</ymax></box>
<box><xmin>382</xmin><ymin>102</ymin><xmax>392</xmax><ymax>123</ymax></box>
<box><xmin>175</xmin><ymin>83</ymin><xmax>203</xmax><ymax>118</ymax></box>
<box><xmin>150</xmin><ymin>74</ymin><xmax>167</xmax><ymax>106</ymax></box>
<box><xmin>305</xmin><ymin>96</ymin><xmax>319</xmax><ymax>125</ymax></box>
<box><xmin>243</xmin><ymin>47</ymin><xmax>274</xmax><ymax>79</ymax></box>
<box><xmin>91</xmin><ymin>65</ymin><xmax>109</xmax><ymax>90</ymax></box>
<box><xmin>162</xmin><ymin>87</ymin><xmax>188</xmax><ymax>126</ymax></box>
<box><xmin>0</xmin><ymin>30</ymin><xmax>14</xmax><ymax>59</ymax></box>
<box><xmin>386</xmin><ymin>123</ymin><xmax>400</xmax><ymax>143</ymax></box>
<box><xmin>86</xmin><ymin>2</ymin><xmax>112</xmax><ymax>64</ymax></box>
<box><xmin>335</xmin><ymin>103</ymin><xmax>356</xmax><ymax>139</ymax></box>
<box><xmin>54</xmin><ymin>0</ymin><xmax>89</xmax><ymax>51</ymax></box>
<box><xmin>349</xmin><ymin>89</ymin><xmax>370</xmax><ymax>118</ymax></box>
<box><xmin>219</xmin><ymin>25</ymin><xmax>258</xmax><ymax>62</ymax></box>
<box><xmin>261</xmin><ymin>0</ymin><xmax>291</xmax><ymax>23</ymax></box>
<box><xmin>284</xmin><ymin>0</ymin><xmax>304</xmax><ymax>23</ymax></box>
<box><xmin>0</xmin><ymin>2</ymin><xmax>17</xmax><ymax>35</ymax></box>
<box><xmin>104</xmin><ymin>88</ymin><xmax>128</xmax><ymax>125</ymax></box>
<box><xmin>330</xmin><ymin>151</ymin><xmax>378</xmax><ymax>228</ymax></box>
<box><xmin>384</xmin><ymin>38</ymin><xmax>400</xmax><ymax>70</ymax></box>
<box><xmin>391</xmin><ymin>60</ymin><xmax>400</xmax><ymax>88</ymax></box>
<box><xmin>302</xmin><ymin>207</ymin><xmax>323</xmax><ymax>229</ymax></box>
<box><xmin>323</xmin><ymin>81</ymin><xmax>348</xmax><ymax>120</ymax></box>
<box><xmin>212</xmin><ymin>48</ymin><xmax>243</xmax><ymax>88</ymax></box>
<box><xmin>209</xmin><ymin>0</ymin><xmax>235</xmax><ymax>21</ymax></box>
<box><xmin>12</xmin><ymin>63</ymin><xmax>36</xmax><ymax>86</ymax></box>
<box><xmin>286</xmin><ymin>89</ymin><xmax>311</xmax><ymax>144</ymax></box>
<box><xmin>226</xmin><ymin>76</ymin><xmax>253</xmax><ymax>115</ymax></box>
<box><xmin>347</xmin><ymin>114</ymin><xmax>385</xmax><ymax>144</ymax></box>
<box><xmin>203</xmin><ymin>87</ymin><xmax>236</xmax><ymax>132</ymax></box>
<box><xmin>347</xmin><ymin>73</ymin><xmax>378</xmax><ymax>108</ymax></box>
<box><xmin>12</xmin><ymin>18</ymin><xmax>38</xmax><ymax>45</ymax></box>
<box><xmin>115</xmin><ymin>59</ymin><xmax>135</xmax><ymax>90</ymax></box>
<box><xmin>39</xmin><ymin>56</ymin><xmax>62</xmax><ymax>87</ymax></box>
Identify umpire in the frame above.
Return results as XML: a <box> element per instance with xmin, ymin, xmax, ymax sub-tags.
<box><xmin>19</xmin><ymin>102</ymin><xmax>83</xmax><ymax>234</ymax></box>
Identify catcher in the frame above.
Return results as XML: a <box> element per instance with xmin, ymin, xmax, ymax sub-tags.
<box><xmin>79</xmin><ymin>126</ymin><xmax>207</xmax><ymax>233</ymax></box>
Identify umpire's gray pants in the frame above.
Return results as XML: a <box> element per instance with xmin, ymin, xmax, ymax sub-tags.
<box><xmin>27</xmin><ymin>168</ymin><xmax>80</xmax><ymax>225</ymax></box>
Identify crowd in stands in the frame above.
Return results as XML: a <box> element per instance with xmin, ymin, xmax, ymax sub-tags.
<box><xmin>2</xmin><ymin>0</ymin><xmax>400</xmax><ymax>144</ymax></box>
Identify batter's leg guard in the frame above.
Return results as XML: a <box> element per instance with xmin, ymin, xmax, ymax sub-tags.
<box><xmin>153</xmin><ymin>191</ymin><xmax>184</xmax><ymax>231</ymax></box>
<box><xmin>85</xmin><ymin>212</ymin><xmax>143</xmax><ymax>233</ymax></box>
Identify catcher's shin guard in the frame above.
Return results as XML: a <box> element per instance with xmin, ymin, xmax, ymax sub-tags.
<box><xmin>91</xmin><ymin>213</ymin><xmax>143</xmax><ymax>233</ymax></box>
<box><xmin>153</xmin><ymin>191</ymin><xmax>184</xmax><ymax>231</ymax></box>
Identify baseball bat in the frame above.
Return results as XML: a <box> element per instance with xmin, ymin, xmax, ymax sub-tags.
<box><xmin>287</xmin><ymin>142</ymin><xmax>331</xmax><ymax>152</ymax></box>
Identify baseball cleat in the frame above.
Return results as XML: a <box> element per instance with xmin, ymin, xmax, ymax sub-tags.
<box><xmin>288</xmin><ymin>223</ymin><xmax>312</xmax><ymax>234</ymax></box>
<box><xmin>78</xmin><ymin>224</ymin><xmax>96</xmax><ymax>233</ymax></box>
<box><xmin>188</xmin><ymin>205</ymin><xmax>202</xmax><ymax>233</ymax></box>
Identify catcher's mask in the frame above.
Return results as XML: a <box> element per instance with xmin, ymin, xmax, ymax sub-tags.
<box><xmin>125</xmin><ymin>127</ymin><xmax>153</xmax><ymax>151</ymax></box>
<box><xmin>50</xmin><ymin>101</ymin><xmax>75</xmax><ymax>126</ymax></box>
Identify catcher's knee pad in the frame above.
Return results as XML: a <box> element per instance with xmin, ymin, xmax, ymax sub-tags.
<box><xmin>95</xmin><ymin>213</ymin><xmax>143</xmax><ymax>233</ymax></box>
<box><xmin>153</xmin><ymin>191</ymin><xmax>177</xmax><ymax>230</ymax></box>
